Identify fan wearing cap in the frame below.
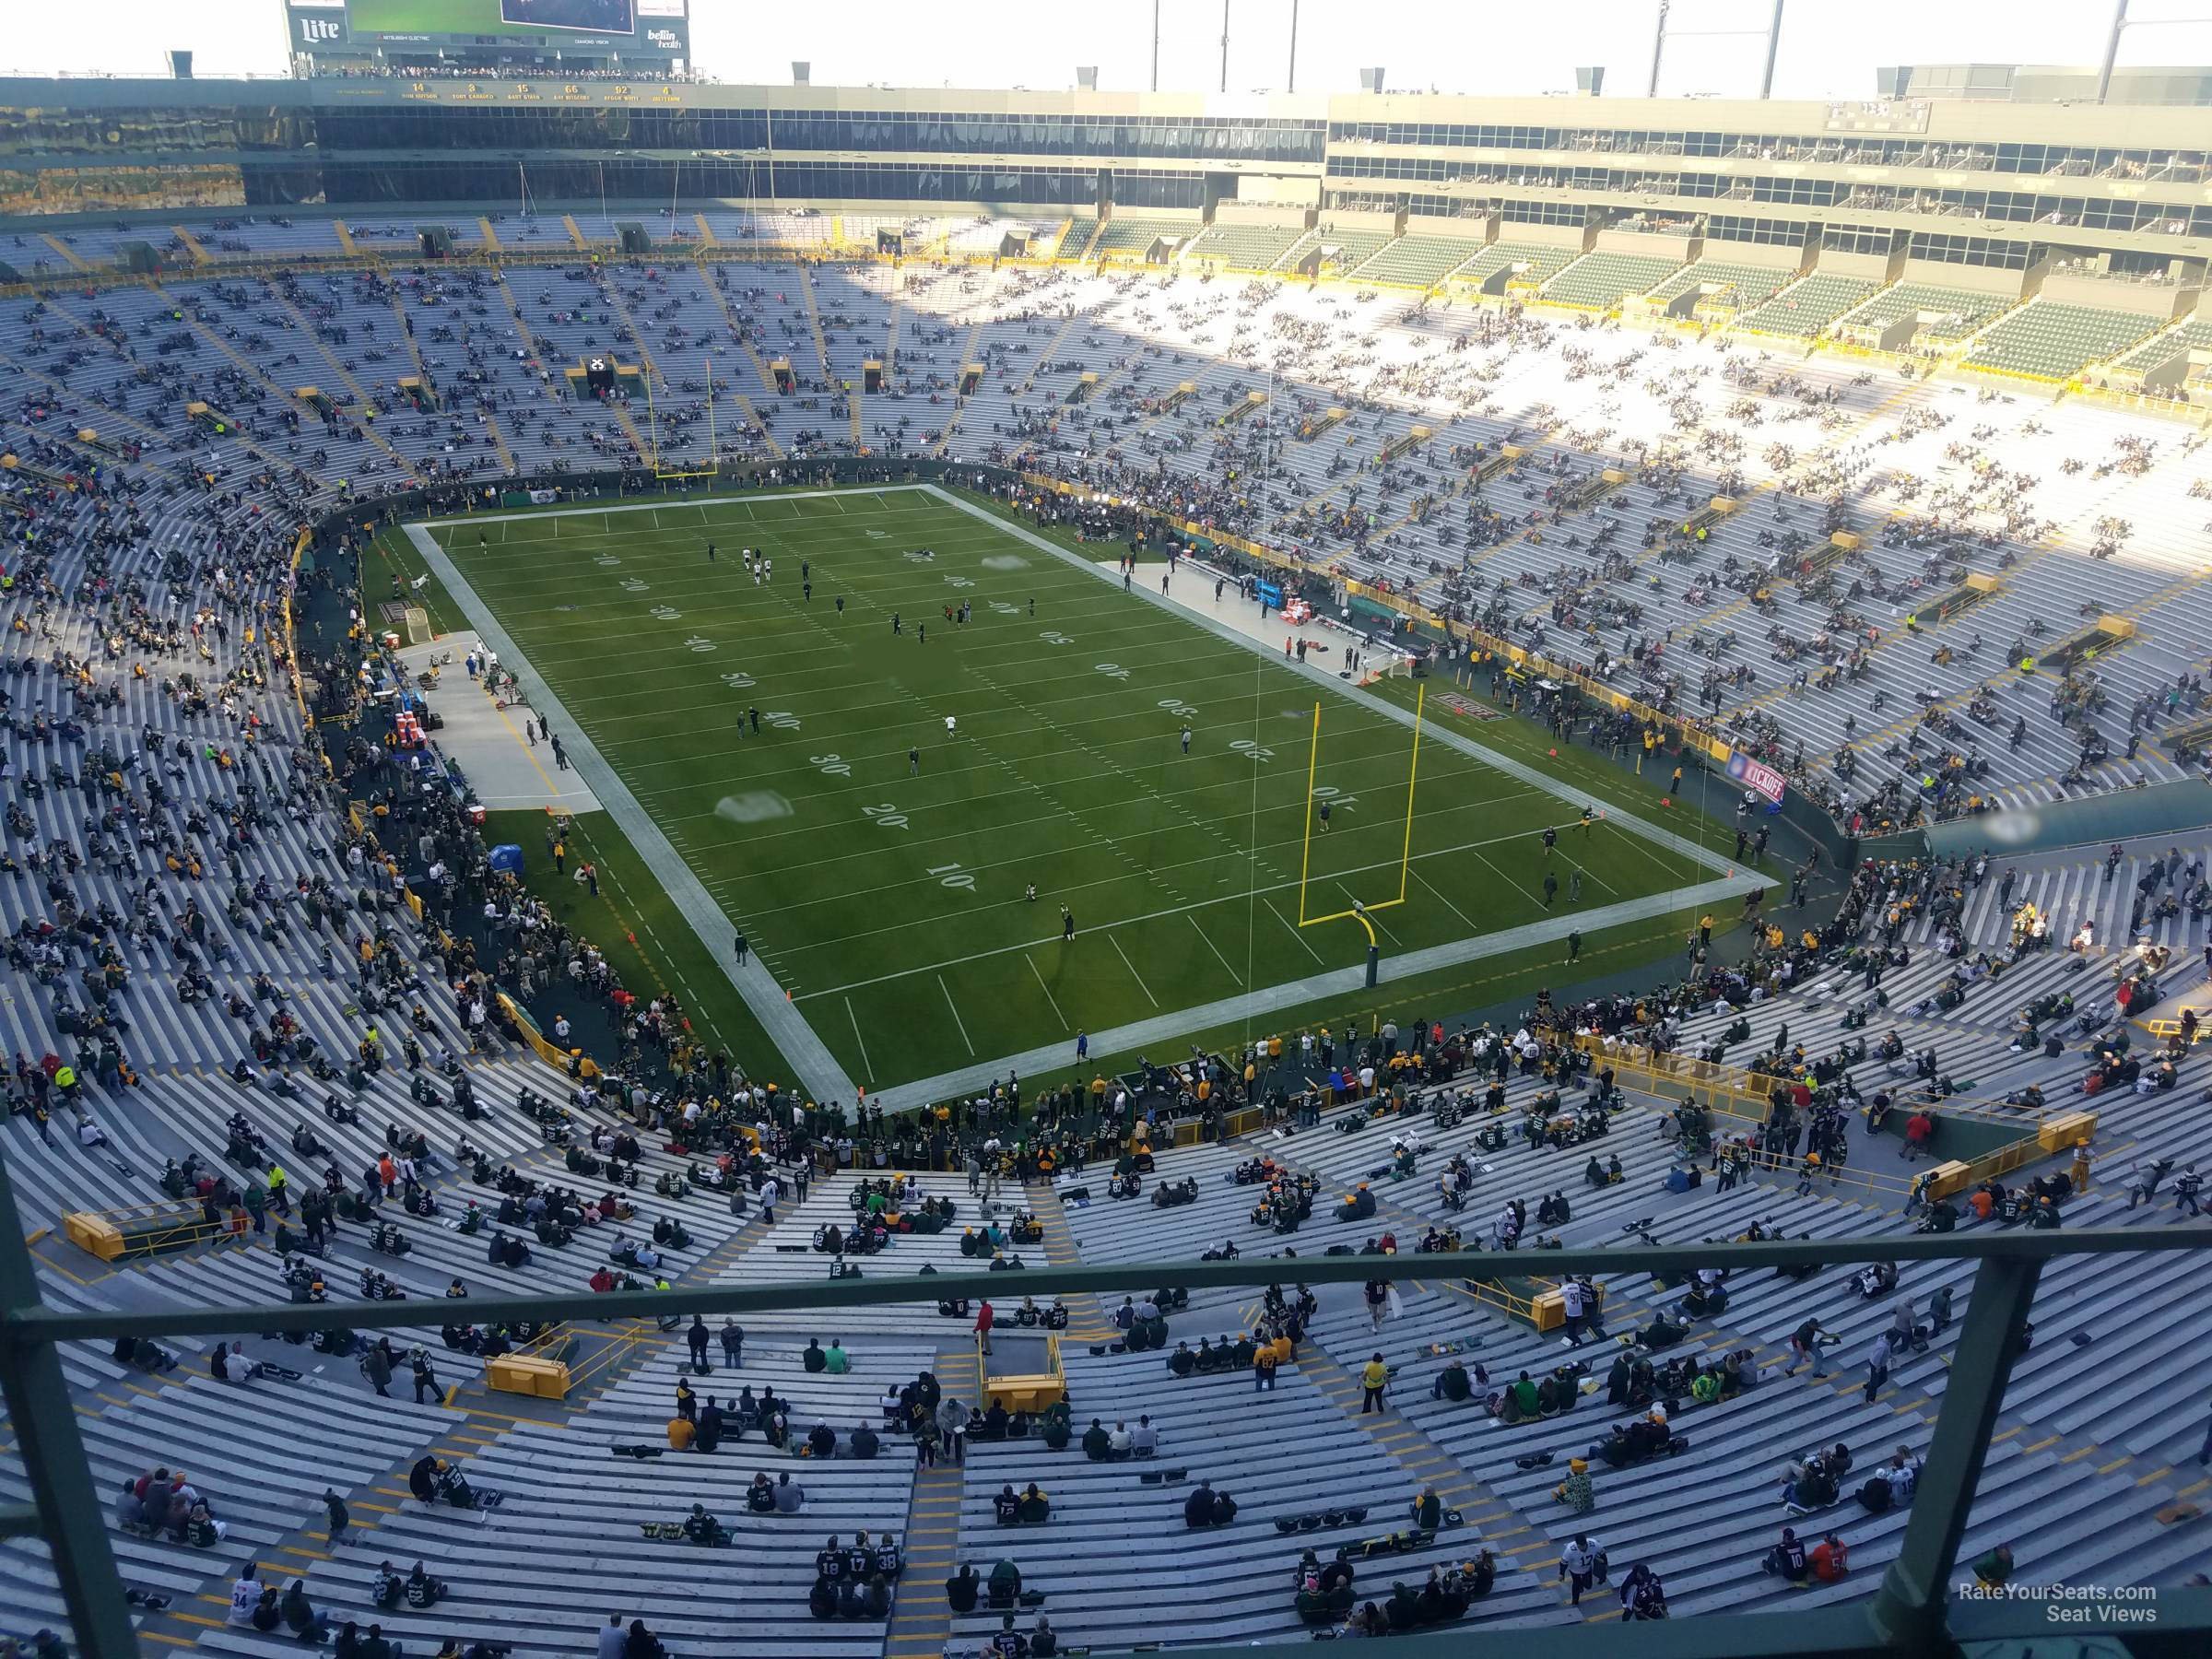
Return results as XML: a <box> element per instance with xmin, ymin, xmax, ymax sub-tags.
<box><xmin>1552</xmin><ymin>1457</ymin><xmax>1594</xmax><ymax>1513</ymax></box>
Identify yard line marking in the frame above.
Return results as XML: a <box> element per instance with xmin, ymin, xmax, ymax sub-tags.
<box><xmin>938</xmin><ymin>974</ymin><xmax>976</xmax><ymax>1056</ymax></box>
<box><xmin>1265</xmin><ymin>897</ymin><xmax>1325</xmax><ymax>962</ymax></box>
<box><xmin>1108</xmin><ymin>936</ymin><xmax>1158</xmax><ymax>1006</ymax></box>
<box><xmin>845</xmin><ymin>998</ymin><xmax>874</xmax><ymax>1082</ymax></box>
<box><xmin>1189</xmin><ymin>914</ymin><xmax>1243</xmax><ymax>984</ymax></box>
<box><xmin>1410</xmin><ymin>865</ymin><xmax>1477</xmax><ymax>931</ymax></box>
<box><xmin>785</xmin><ymin>818</ymin><xmax>1557</xmax><ymax>994</ymax></box>
<box><xmin>1025</xmin><ymin>954</ymin><xmax>1071</xmax><ymax>1030</ymax></box>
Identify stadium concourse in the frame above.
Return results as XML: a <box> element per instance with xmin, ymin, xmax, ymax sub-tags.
<box><xmin>3</xmin><ymin>205</ymin><xmax>2212</xmax><ymax>1658</ymax></box>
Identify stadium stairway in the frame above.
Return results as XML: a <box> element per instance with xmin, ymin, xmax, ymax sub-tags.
<box><xmin>1287</xmin><ymin>1335</ymin><xmax>1551</xmax><ymax>1602</ymax></box>
<box><xmin>1024</xmin><ymin>1179</ymin><xmax>1120</xmax><ymax>1347</ymax></box>
<box><xmin>883</xmin><ymin>1454</ymin><xmax>967</xmax><ymax>1659</ymax></box>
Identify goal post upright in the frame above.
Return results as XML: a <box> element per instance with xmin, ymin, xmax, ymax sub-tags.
<box><xmin>649</xmin><ymin>355</ymin><xmax>724</xmax><ymax>482</ymax></box>
<box><xmin>1296</xmin><ymin>700</ymin><xmax>1321</xmax><ymax>926</ymax></box>
<box><xmin>1299</xmin><ymin>685</ymin><xmax>1422</xmax><ymax>988</ymax></box>
<box><xmin>1395</xmin><ymin>681</ymin><xmax>1425</xmax><ymax>905</ymax></box>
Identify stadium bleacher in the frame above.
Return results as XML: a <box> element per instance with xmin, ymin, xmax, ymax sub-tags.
<box><xmin>6</xmin><ymin>172</ymin><xmax>2212</xmax><ymax>1654</ymax></box>
<box><xmin>1961</xmin><ymin>301</ymin><xmax>2166</xmax><ymax>381</ymax></box>
<box><xmin>1645</xmin><ymin>261</ymin><xmax>1796</xmax><ymax>311</ymax></box>
<box><xmin>1836</xmin><ymin>281</ymin><xmax>2010</xmax><ymax>342</ymax></box>
<box><xmin>1539</xmin><ymin>253</ymin><xmax>1685</xmax><ymax>310</ymax></box>
<box><xmin>1349</xmin><ymin>235</ymin><xmax>1489</xmax><ymax>288</ymax></box>
<box><xmin>1184</xmin><ymin>223</ymin><xmax>1307</xmax><ymax>272</ymax></box>
<box><xmin>1736</xmin><ymin>273</ymin><xmax>1882</xmax><ymax>336</ymax></box>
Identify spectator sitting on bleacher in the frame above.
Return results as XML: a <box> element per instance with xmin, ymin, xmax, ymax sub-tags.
<box><xmin>1588</xmin><ymin>1409</ymin><xmax>1682</xmax><ymax>1468</ymax></box>
<box><xmin>1552</xmin><ymin>1458</ymin><xmax>1594</xmax><ymax>1513</ymax></box>
<box><xmin>278</xmin><ymin>1579</ymin><xmax>327</xmax><ymax>1641</ymax></box>
<box><xmin>824</xmin><ymin>1339</ymin><xmax>851</xmax><ymax>1373</ymax></box>
<box><xmin>1081</xmin><ymin>1418</ymin><xmax>1112</xmax><ymax>1459</ymax></box>
<box><xmin>1168</xmin><ymin>1340</ymin><xmax>1195</xmax><ymax>1377</ymax></box>
<box><xmin>1432</xmin><ymin>1359</ymin><xmax>1481</xmax><ymax>1402</ymax></box>
<box><xmin>681</xmin><ymin>1503</ymin><xmax>729</xmax><ymax>1547</ymax></box>
<box><xmin>775</xmin><ymin>1471</ymin><xmax>806</xmax><ymax>1512</ymax></box>
<box><xmin>1618</xmin><ymin>1561</ymin><xmax>1667</xmax><ymax>1621</ymax></box>
<box><xmin>1183</xmin><ymin>1479</ymin><xmax>1237</xmax><ymax>1528</ymax></box>
<box><xmin>1760</xmin><ymin>1525</ymin><xmax>1810</xmax><ymax>1581</ymax></box>
<box><xmin>227</xmin><ymin>1561</ymin><xmax>262</xmax><ymax>1627</ymax></box>
<box><xmin>947</xmin><ymin>1563</ymin><xmax>982</xmax><ymax>1612</ymax></box>
<box><xmin>804</xmin><ymin>1337</ymin><xmax>829</xmax><ymax>1371</ymax></box>
<box><xmin>1782</xmin><ymin>1450</ymin><xmax>1841</xmax><ymax>1513</ymax></box>
<box><xmin>746</xmin><ymin>1473</ymin><xmax>776</xmax><ymax>1513</ymax></box>
<box><xmin>807</xmin><ymin>1421</ymin><xmax>837</xmax><ymax>1458</ymax></box>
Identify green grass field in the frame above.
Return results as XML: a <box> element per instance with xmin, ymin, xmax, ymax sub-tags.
<box><xmin>429</xmin><ymin>485</ymin><xmax>1730</xmax><ymax>1096</ymax></box>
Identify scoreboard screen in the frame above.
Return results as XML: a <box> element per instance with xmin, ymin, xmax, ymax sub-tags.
<box><xmin>499</xmin><ymin>0</ymin><xmax>636</xmax><ymax>32</ymax></box>
<box><xmin>345</xmin><ymin>0</ymin><xmax>639</xmax><ymax>41</ymax></box>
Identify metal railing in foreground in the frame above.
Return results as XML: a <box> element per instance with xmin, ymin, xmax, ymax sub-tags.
<box><xmin>2</xmin><ymin>1161</ymin><xmax>2209</xmax><ymax>1658</ymax></box>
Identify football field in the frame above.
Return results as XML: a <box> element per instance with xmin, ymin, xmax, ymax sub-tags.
<box><xmin>415</xmin><ymin>484</ymin><xmax>1738</xmax><ymax>1100</ymax></box>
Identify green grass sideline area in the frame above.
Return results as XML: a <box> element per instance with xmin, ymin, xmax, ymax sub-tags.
<box><xmin>477</xmin><ymin>806</ymin><xmax>803</xmax><ymax>1089</ymax></box>
<box><xmin>429</xmin><ymin>486</ymin><xmax>1754</xmax><ymax>1098</ymax></box>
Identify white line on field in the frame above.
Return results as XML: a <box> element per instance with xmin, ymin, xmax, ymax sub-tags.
<box><xmin>1108</xmin><ymin>935</ymin><xmax>1157</xmax><ymax>1007</ymax></box>
<box><xmin>939</xmin><ymin>974</ymin><xmax>976</xmax><ymax>1056</ymax></box>
<box><xmin>1266</xmin><ymin>898</ymin><xmax>1324</xmax><ymax>962</ymax></box>
<box><xmin>1025</xmin><ymin>954</ymin><xmax>1070</xmax><ymax>1030</ymax></box>
<box><xmin>1411</xmin><ymin>865</ymin><xmax>1477</xmax><ymax>931</ymax></box>
<box><xmin>846</xmin><ymin>998</ymin><xmax>874</xmax><ymax>1083</ymax></box>
<box><xmin>1189</xmin><ymin>914</ymin><xmax>1244</xmax><ymax>984</ymax></box>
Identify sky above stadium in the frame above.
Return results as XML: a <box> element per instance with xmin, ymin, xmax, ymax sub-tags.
<box><xmin>7</xmin><ymin>0</ymin><xmax>2212</xmax><ymax>97</ymax></box>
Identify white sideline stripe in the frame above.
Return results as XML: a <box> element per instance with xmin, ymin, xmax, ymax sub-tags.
<box><xmin>404</xmin><ymin>518</ymin><xmax>862</xmax><ymax>1107</ymax></box>
<box><xmin>421</xmin><ymin>481</ymin><xmax>933</xmax><ymax>529</ymax></box>
<box><xmin>865</xmin><ymin>875</ymin><xmax>1750</xmax><ymax>1114</ymax></box>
